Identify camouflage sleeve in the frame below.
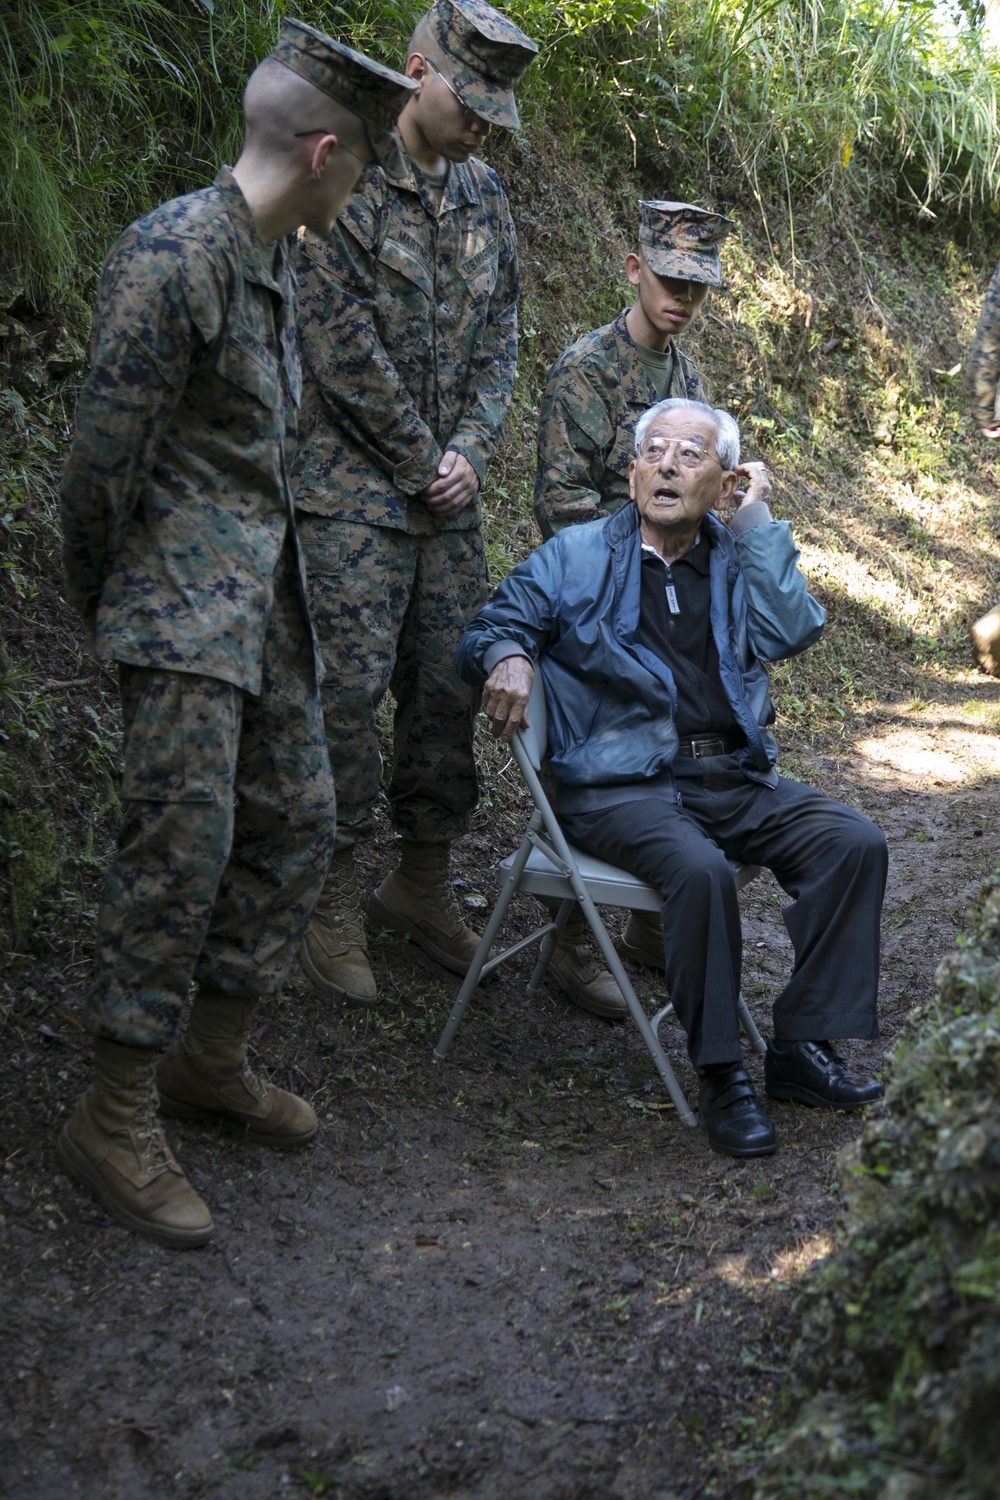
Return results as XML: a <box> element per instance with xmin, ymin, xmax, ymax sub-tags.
<box><xmin>968</xmin><ymin>260</ymin><xmax>1000</xmax><ymax>430</ymax></box>
<box><xmin>59</xmin><ymin>234</ymin><xmax>216</xmax><ymax>633</ymax></box>
<box><xmin>296</xmin><ymin>208</ymin><xmax>442</xmax><ymax>496</ymax></box>
<box><xmin>532</xmin><ymin>357</ymin><xmax>614</xmax><ymax>538</ymax></box>
<box><xmin>686</xmin><ymin>364</ymin><xmax>708</xmax><ymax>403</ymax></box>
<box><xmin>446</xmin><ymin>183</ymin><xmax>519</xmax><ymax>486</ymax></box>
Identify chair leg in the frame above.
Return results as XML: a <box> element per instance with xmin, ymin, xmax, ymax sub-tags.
<box><xmin>526</xmin><ymin>898</ymin><xmax>572</xmax><ymax>995</ymax></box>
<box><xmin>738</xmin><ymin>993</ymin><xmax>766</xmax><ymax>1054</ymax></box>
<box><xmin>509</xmin><ymin>797</ymin><xmax>698</xmax><ymax>1126</ymax></box>
<box><xmin>652</xmin><ymin>993</ymin><xmax>766</xmax><ymax>1059</ymax></box>
<box><xmin>569</xmin><ymin>892</ymin><xmax>697</xmax><ymax>1127</ymax></box>
<box><xmin>433</xmin><ymin>826</ymin><xmax>539</xmax><ymax>1062</ymax></box>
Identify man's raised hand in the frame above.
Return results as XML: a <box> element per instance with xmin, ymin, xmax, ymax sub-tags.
<box><xmin>731</xmin><ymin>460</ymin><xmax>772</xmax><ymax>508</ymax></box>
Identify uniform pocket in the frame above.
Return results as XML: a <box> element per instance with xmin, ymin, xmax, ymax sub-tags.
<box><xmin>457</xmin><ymin>229</ymin><xmax>498</xmax><ymax>307</ymax></box>
<box><xmin>377</xmin><ymin>236</ymin><xmax>434</xmax><ymax>298</ymax></box>
<box><xmin>215</xmin><ymin>330</ymin><xmax>280</xmax><ymax>409</ymax></box>
<box><xmin>608</xmin><ymin>404</ymin><xmax>647</xmax><ymax>475</ymax></box>
<box><xmin>268</xmin><ymin>738</ymin><xmax>331</xmax><ymax>802</ymax></box>
<box><xmin>265</xmin><ymin>732</ymin><xmax>335</xmax><ymax>864</ymax></box>
<box><xmin>121</xmin><ymin>673</ymin><xmax>235</xmax><ymax>803</ymax></box>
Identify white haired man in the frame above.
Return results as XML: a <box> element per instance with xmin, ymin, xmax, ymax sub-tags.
<box><xmin>457</xmin><ymin>398</ymin><xmax>887</xmax><ymax>1157</ymax></box>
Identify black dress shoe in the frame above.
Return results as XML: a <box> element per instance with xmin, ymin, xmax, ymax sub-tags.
<box><xmin>765</xmin><ymin>1039</ymin><xmax>883</xmax><ymax>1111</ymax></box>
<box><xmin>698</xmin><ymin>1065</ymin><xmax>778</xmax><ymax>1157</ymax></box>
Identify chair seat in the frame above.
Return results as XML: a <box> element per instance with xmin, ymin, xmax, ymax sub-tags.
<box><xmin>434</xmin><ymin>668</ymin><xmax>766</xmax><ymax>1129</ymax></box>
<box><xmin>503</xmin><ymin>843</ymin><xmax>761</xmax><ymax>911</ymax></box>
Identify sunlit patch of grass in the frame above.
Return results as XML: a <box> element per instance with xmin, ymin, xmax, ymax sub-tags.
<box><xmin>708</xmin><ymin>1234</ymin><xmax>834</xmax><ymax>1293</ymax></box>
<box><xmin>961</xmin><ymin>698</ymin><xmax>1000</xmax><ymax>731</ymax></box>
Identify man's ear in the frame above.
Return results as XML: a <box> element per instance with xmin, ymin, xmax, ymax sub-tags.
<box><xmin>308</xmin><ymin>134</ymin><xmax>337</xmax><ymax>180</ymax></box>
<box><xmin>405</xmin><ymin>52</ymin><xmax>428</xmax><ymax>83</ymax></box>
<box><xmin>628</xmin><ymin>458</ymin><xmax>638</xmax><ymax>499</ymax></box>
<box><xmin>625</xmin><ymin>251</ymin><xmax>641</xmax><ymax>287</ymax></box>
<box><xmin>717</xmin><ymin>470</ymin><xmax>740</xmax><ymax>507</ymax></box>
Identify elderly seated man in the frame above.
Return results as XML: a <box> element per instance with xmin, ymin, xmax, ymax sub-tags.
<box><xmin>455</xmin><ymin>397</ymin><xmax>887</xmax><ymax>1157</ymax></box>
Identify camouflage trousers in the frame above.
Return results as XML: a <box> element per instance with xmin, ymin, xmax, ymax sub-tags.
<box><xmin>296</xmin><ymin>516</ymin><xmax>487</xmax><ymax>849</ymax></box>
<box><xmin>87</xmin><ymin>556</ymin><xmax>336</xmax><ymax>1047</ymax></box>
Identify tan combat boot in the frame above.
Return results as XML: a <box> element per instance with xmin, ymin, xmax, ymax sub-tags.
<box><xmin>547</xmin><ymin>905</ymin><xmax>627</xmax><ymax>1019</ymax></box>
<box><xmin>156</xmin><ymin>989</ymin><xmax>317</xmax><ymax>1148</ymax></box>
<box><xmin>367</xmin><ymin>839</ymin><xmax>483</xmax><ymax>974</ymax></box>
<box><xmin>299</xmin><ymin>846</ymin><xmax>377</xmax><ymax>1006</ymax></box>
<box><xmin>972</xmin><ymin>603</ymin><xmax>1000</xmax><ymax>677</ymax></box>
<box><xmin>621</xmin><ymin>908</ymin><xmax>665</xmax><ymax>970</ymax></box>
<box><xmin>57</xmin><ymin>1038</ymin><xmax>213</xmax><ymax>1250</ymax></box>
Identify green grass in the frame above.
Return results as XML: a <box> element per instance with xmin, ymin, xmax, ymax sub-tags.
<box><xmin>5</xmin><ymin>0</ymin><xmax>1000</xmax><ymax>308</ymax></box>
<box><xmin>1</xmin><ymin>0</ymin><xmax>283</xmax><ymax>301</ymax></box>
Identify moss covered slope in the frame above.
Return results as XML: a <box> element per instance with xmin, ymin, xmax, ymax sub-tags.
<box><xmin>753</xmin><ymin>877</ymin><xmax>1000</xmax><ymax>1500</ymax></box>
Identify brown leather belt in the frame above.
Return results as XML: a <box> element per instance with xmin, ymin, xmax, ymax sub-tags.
<box><xmin>675</xmin><ymin>733</ymin><xmax>743</xmax><ymax>759</ymax></box>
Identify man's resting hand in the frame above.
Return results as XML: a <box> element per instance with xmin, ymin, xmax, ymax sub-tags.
<box><xmin>422</xmin><ymin>450</ymin><xmax>480</xmax><ymax>516</ymax></box>
<box><xmin>482</xmin><ymin>655</ymin><xmax>534</xmax><ymax>742</ymax></box>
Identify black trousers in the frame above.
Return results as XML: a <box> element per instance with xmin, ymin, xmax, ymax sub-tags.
<box><xmin>561</xmin><ymin>757</ymin><xmax>887</xmax><ymax>1069</ymax></box>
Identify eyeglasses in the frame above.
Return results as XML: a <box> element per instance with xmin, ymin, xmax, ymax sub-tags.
<box><xmin>636</xmin><ymin>434</ymin><xmax>722</xmax><ymax>469</ymax></box>
<box><xmin>426</xmin><ymin>58</ymin><xmax>483</xmax><ymax>124</ymax></box>
<box><xmin>293</xmin><ymin>131</ymin><xmax>371</xmax><ymax>171</ymax></box>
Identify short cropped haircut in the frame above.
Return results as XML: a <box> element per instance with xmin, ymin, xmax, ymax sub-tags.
<box><xmin>634</xmin><ymin>398</ymin><xmax>741</xmax><ymax>472</ymax></box>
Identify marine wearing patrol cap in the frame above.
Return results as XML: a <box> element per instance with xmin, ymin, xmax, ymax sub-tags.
<box><xmin>639</xmin><ymin>200</ymin><xmax>732</xmax><ymax>287</ymax></box>
<box><xmin>270</xmin><ymin>19</ymin><xmax>416</xmax><ymax>164</ymax></box>
<box><xmin>426</xmin><ymin>0</ymin><xmax>538</xmax><ymax>129</ymax></box>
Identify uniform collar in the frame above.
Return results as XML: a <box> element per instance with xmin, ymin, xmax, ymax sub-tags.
<box><xmin>383</xmin><ymin>131</ymin><xmax>481</xmax><ymax>213</ymax></box>
<box><xmin>213</xmin><ymin>166</ymin><xmax>289</xmax><ymax>293</ymax></box>
<box><xmin>611</xmin><ymin>307</ymin><xmax>677</xmax><ymax>407</ymax></box>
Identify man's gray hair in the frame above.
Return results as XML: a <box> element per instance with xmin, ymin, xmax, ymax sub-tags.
<box><xmin>634</xmin><ymin>398</ymin><xmax>741</xmax><ymax>471</ymax></box>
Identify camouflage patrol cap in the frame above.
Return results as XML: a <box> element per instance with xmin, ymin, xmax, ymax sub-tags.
<box><xmin>270</xmin><ymin>19</ymin><xmax>416</xmax><ymax>168</ymax></box>
<box><xmin>639</xmin><ymin>200</ymin><xmax>733</xmax><ymax>287</ymax></box>
<box><xmin>424</xmin><ymin>0</ymin><xmax>538</xmax><ymax>130</ymax></box>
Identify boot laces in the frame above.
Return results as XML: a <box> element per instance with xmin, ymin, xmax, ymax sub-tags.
<box><xmin>133</xmin><ymin>1057</ymin><xmax>174</xmax><ymax>1176</ymax></box>
<box><xmin>565</xmin><ymin>945</ymin><xmax>605</xmax><ymax>985</ymax></box>
<box><xmin>424</xmin><ymin>869</ymin><xmax>465</xmax><ymax>928</ymax></box>
<box><xmin>556</xmin><ymin>913</ymin><xmax>606</xmax><ymax>983</ymax></box>
<box><xmin>322</xmin><ymin>856</ymin><xmax>366</xmax><ymax>946</ymax></box>
<box><xmin>238</xmin><ymin>1034</ymin><xmax>270</xmax><ymax>1106</ymax></box>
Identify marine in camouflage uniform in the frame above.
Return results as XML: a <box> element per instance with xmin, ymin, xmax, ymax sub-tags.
<box><xmin>534</xmin><ymin>200</ymin><xmax>731</xmax><ymax>540</ymax></box>
<box><xmin>294</xmin><ymin>0</ymin><xmax>537</xmax><ymax>1007</ymax></box>
<box><xmin>532</xmin><ymin>201</ymin><xmax>732</xmax><ymax>1021</ymax></box>
<box><xmin>968</xmin><ymin>260</ymin><xmax>1000</xmax><ymax>435</ymax></box>
<box><xmin>56</xmin><ymin>23</ymin><xmax>414</xmax><ymax>1249</ymax></box>
<box><xmin>967</xmin><ymin>263</ymin><xmax>1000</xmax><ymax>676</ymax></box>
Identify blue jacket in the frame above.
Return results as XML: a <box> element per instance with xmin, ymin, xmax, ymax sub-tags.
<box><xmin>456</xmin><ymin>502</ymin><xmax>825</xmax><ymax>788</ymax></box>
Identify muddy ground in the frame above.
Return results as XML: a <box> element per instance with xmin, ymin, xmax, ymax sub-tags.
<box><xmin>2</xmin><ymin>671</ymin><xmax>998</xmax><ymax>1500</ymax></box>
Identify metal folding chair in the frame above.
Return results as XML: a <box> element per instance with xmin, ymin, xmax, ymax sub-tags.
<box><xmin>434</xmin><ymin>672</ymin><xmax>766</xmax><ymax>1127</ymax></box>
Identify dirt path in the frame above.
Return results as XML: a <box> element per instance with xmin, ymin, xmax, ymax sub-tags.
<box><xmin>2</xmin><ymin>676</ymin><xmax>998</xmax><ymax>1500</ymax></box>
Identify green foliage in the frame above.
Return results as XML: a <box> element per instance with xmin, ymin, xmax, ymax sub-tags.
<box><xmin>0</xmin><ymin>386</ymin><xmax>122</xmax><ymax>953</ymax></box>
<box><xmin>6</xmin><ymin>0</ymin><xmax>1000</xmax><ymax>307</ymax></box>
<box><xmin>752</xmin><ymin>876</ymin><xmax>1000</xmax><ymax>1499</ymax></box>
<box><xmin>0</xmin><ymin>0</ymin><xmax>285</xmax><ymax>300</ymax></box>
<box><xmin>637</xmin><ymin>0</ymin><xmax>1000</xmax><ymax>219</ymax></box>
<box><xmin>0</xmin><ymin>753</ymin><xmax>62</xmax><ymax>944</ymax></box>
<box><xmin>0</xmin><ymin>392</ymin><xmax>64</xmax><ymax>604</ymax></box>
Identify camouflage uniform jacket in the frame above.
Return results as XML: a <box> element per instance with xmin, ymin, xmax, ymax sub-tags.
<box><xmin>60</xmin><ymin>167</ymin><xmax>315</xmax><ymax>696</ymax></box>
<box><xmin>968</xmin><ymin>259</ymin><xmax>1000</xmax><ymax>429</ymax></box>
<box><xmin>533</xmin><ymin>308</ymin><xmax>706</xmax><ymax>538</ymax></box>
<box><xmin>292</xmin><ymin>137</ymin><xmax>519</xmax><ymax>535</ymax></box>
